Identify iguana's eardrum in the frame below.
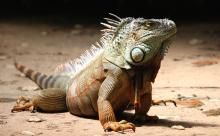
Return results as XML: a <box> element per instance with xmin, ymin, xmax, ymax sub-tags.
<box><xmin>12</xmin><ymin>14</ymin><xmax>177</xmax><ymax>132</ymax></box>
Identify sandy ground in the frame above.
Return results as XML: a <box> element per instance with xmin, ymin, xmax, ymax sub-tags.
<box><xmin>0</xmin><ymin>20</ymin><xmax>220</xmax><ymax>136</ymax></box>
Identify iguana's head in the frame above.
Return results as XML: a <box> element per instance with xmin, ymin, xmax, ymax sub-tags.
<box><xmin>101</xmin><ymin>14</ymin><xmax>177</xmax><ymax>69</ymax></box>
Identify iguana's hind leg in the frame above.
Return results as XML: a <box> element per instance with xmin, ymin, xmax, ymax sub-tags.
<box><xmin>11</xmin><ymin>88</ymin><xmax>67</xmax><ymax>113</ymax></box>
<box><xmin>152</xmin><ymin>99</ymin><xmax>177</xmax><ymax>106</ymax></box>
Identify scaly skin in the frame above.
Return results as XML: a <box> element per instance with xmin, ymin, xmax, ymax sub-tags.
<box><xmin>12</xmin><ymin>14</ymin><xmax>177</xmax><ymax>132</ymax></box>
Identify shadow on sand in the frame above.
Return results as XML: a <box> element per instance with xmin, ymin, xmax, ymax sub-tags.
<box><xmin>118</xmin><ymin>112</ymin><xmax>219</xmax><ymax>128</ymax></box>
<box><xmin>140</xmin><ymin>119</ymin><xmax>219</xmax><ymax>128</ymax></box>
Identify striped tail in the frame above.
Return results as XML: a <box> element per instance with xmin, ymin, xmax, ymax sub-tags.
<box><xmin>15</xmin><ymin>62</ymin><xmax>71</xmax><ymax>90</ymax></box>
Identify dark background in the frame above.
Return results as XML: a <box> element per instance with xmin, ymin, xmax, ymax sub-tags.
<box><xmin>0</xmin><ymin>0</ymin><xmax>219</xmax><ymax>24</ymax></box>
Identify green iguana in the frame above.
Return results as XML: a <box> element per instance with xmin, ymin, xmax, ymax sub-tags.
<box><xmin>12</xmin><ymin>14</ymin><xmax>177</xmax><ymax>132</ymax></box>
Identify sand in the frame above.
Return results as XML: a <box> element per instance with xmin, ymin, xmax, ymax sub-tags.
<box><xmin>0</xmin><ymin>20</ymin><xmax>220</xmax><ymax>136</ymax></box>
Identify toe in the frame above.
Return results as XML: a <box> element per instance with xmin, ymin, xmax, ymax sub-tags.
<box><xmin>103</xmin><ymin>121</ymin><xmax>136</xmax><ymax>132</ymax></box>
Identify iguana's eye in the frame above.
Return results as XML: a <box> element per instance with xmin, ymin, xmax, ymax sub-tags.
<box><xmin>146</xmin><ymin>21</ymin><xmax>153</xmax><ymax>27</ymax></box>
<box><xmin>144</xmin><ymin>21</ymin><xmax>156</xmax><ymax>29</ymax></box>
<box><xmin>130</xmin><ymin>47</ymin><xmax>145</xmax><ymax>63</ymax></box>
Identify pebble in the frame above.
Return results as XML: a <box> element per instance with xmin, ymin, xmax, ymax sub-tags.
<box><xmin>173</xmin><ymin>58</ymin><xmax>182</xmax><ymax>61</ymax></box>
<box><xmin>41</xmin><ymin>31</ymin><xmax>48</xmax><ymax>36</ymax></box>
<box><xmin>171</xmin><ymin>125</ymin><xmax>185</xmax><ymax>130</ymax></box>
<box><xmin>158</xmin><ymin>115</ymin><xmax>180</xmax><ymax>120</ymax></box>
<box><xmin>15</xmin><ymin>73</ymin><xmax>25</xmax><ymax>77</ymax></box>
<box><xmin>74</xmin><ymin>24</ymin><xmax>83</xmax><ymax>29</ymax></box>
<box><xmin>6</xmin><ymin>64</ymin><xmax>14</xmax><ymax>69</ymax></box>
<box><xmin>70</xmin><ymin>30</ymin><xmax>81</xmax><ymax>35</ymax></box>
<box><xmin>209</xmin><ymin>99</ymin><xmax>220</xmax><ymax>102</ymax></box>
<box><xmin>21</xmin><ymin>42</ymin><xmax>29</xmax><ymax>47</ymax></box>
<box><xmin>203</xmin><ymin>108</ymin><xmax>220</xmax><ymax>116</ymax></box>
<box><xmin>21</xmin><ymin>131</ymin><xmax>35</xmax><ymax>136</ymax></box>
<box><xmin>192</xmin><ymin>94</ymin><xmax>197</xmax><ymax>97</ymax></box>
<box><xmin>17</xmin><ymin>86</ymin><xmax>39</xmax><ymax>91</ymax></box>
<box><xmin>189</xmin><ymin>38</ymin><xmax>204</xmax><ymax>45</ymax></box>
<box><xmin>192</xmin><ymin>60</ymin><xmax>218</xmax><ymax>67</ymax></box>
<box><xmin>0</xmin><ymin>55</ymin><xmax>8</xmax><ymax>60</ymax></box>
<box><xmin>27</xmin><ymin>117</ymin><xmax>44</xmax><ymax>122</ymax></box>
<box><xmin>0</xmin><ymin>120</ymin><xmax>7</xmax><ymax>125</ymax></box>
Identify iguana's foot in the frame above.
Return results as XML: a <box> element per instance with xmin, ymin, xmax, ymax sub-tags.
<box><xmin>103</xmin><ymin>120</ymin><xmax>135</xmax><ymax>132</ymax></box>
<box><xmin>152</xmin><ymin>99</ymin><xmax>177</xmax><ymax>106</ymax></box>
<box><xmin>11</xmin><ymin>96</ymin><xmax>35</xmax><ymax>112</ymax></box>
<box><xmin>133</xmin><ymin>114</ymin><xmax>159</xmax><ymax>124</ymax></box>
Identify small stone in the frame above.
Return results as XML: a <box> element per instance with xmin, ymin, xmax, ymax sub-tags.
<box><xmin>21</xmin><ymin>43</ymin><xmax>29</xmax><ymax>47</ymax></box>
<box><xmin>158</xmin><ymin>115</ymin><xmax>180</xmax><ymax>120</ymax></box>
<box><xmin>0</xmin><ymin>55</ymin><xmax>8</xmax><ymax>60</ymax></box>
<box><xmin>192</xmin><ymin>94</ymin><xmax>197</xmax><ymax>97</ymax></box>
<box><xmin>203</xmin><ymin>108</ymin><xmax>220</xmax><ymax>116</ymax></box>
<box><xmin>41</xmin><ymin>31</ymin><xmax>48</xmax><ymax>36</ymax></box>
<box><xmin>74</xmin><ymin>24</ymin><xmax>83</xmax><ymax>29</ymax></box>
<box><xmin>206</xmin><ymin>96</ymin><xmax>210</xmax><ymax>100</ymax></box>
<box><xmin>173</xmin><ymin>58</ymin><xmax>182</xmax><ymax>61</ymax></box>
<box><xmin>6</xmin><ymin>64</ymin><xmax>14</xmax><ymax>69</ymax></box>
<box><xmin>177</xmin><ymin>94</ymin><xmax>181</xmax><ymax>97</ymax></box>
<box><xmin>70</xmin><ymin>30</ymin><xmax>81</xmax><ymax>35</ymax></box>
<box><xmin>15</xmin><ymin>73</ymin><xmax>25</xmax><ymax>77</ymax></box>
<box><xmin>17</xmin><ymin>86</ymin><xmax>39</xmax><ymax>91</ymax></box>
<box><xmin>119</xmin><ymin>120</ymin><xmax>128</xmax><ymax>124</ymax></box>
<box><xmin>189</xmin><ymin>38</ymin><xmax>204</xmax><ymax>45</ymax></box>
<box><xmin>171</xmin><ymin>125</ymin><xmax>185</xmax><ymax>130</ymax></box>
<box><xmin>0</xmin><ymin>120</ymin><xmax>7</xmax><ymax>125</ymax></box>
<box><xmin>27</xmin><ymin>117</ymin><xmax>44</xmax><ymax>122</ymax></box>
<box><xmin>21</xmin><ymin>131</ymin><xmax>35</xmax><ymax>136</ymax></box>
<box><xmin>199</xmin><ymin>108</ymin><xmax>204</xmax><ymax>111</ymax></box>
<box><xmin>177</xmin><ymin>94</ymin><xmax>186</xmax><ymax>100</ymax></box>
<box><xmin>55</xmin><ymin>52</ymin><xmax>63</xmax><ymax>55</ymax></box>
<box><xmin>192</xmin><ymin>60</ymin><xmax>218</xmax><ymax>67</ymax></box>
<box><xmin>209</xmin><ymin>99</ymin><xmax>220</xmax><ymax>102</ymax></box>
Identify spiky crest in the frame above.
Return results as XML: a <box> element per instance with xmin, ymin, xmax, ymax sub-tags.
<box><xmin>55</xmin><ymin>13</ymin><xmax>124</xmax><ymax>75</ymax></box>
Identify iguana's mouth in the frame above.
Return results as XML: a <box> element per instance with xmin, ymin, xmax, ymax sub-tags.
<box><xmin>163</xmin><ymin>34</ymin><xmax>176</xmax><ymax>45</ymax></box>
<box><xmin>137</xmin><ymin>27</ymin><xmax>177</xmax><ymax>42</ymax></box>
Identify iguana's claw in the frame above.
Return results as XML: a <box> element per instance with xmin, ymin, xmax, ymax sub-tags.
<box><xmin>103</xmin><ymin>120</ymin><xmax>135</xmax><ymax>132</ymax></box>
<box><xmin>11</xmin><ymin>96</ymin><xmax>35</xmax><ymax>112</ymax></box>
<box><xmin>152</xmin><ymin>99</ymin><xmax>177</xmax><ymax>107</ymax></box>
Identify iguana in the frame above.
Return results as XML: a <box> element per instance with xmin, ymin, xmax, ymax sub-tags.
<box><xmin>11</xmin><ymin>14</ymin><xmax>177</xmax><ymax>132</ymax></box>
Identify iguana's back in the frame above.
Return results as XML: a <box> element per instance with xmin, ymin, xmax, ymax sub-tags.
<box><xmin>66</xmin><ymin>54</ymin><xmax>105</xmax><ymax>117</ymax></box>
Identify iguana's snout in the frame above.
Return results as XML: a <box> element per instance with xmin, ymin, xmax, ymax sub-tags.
<box><xmin>140</xmin><ymin>18</ymin><xmax>177</xmax><ymax>41</ymax></box>
<box><xmin>166</xmin><ymin>19</ymin><xmax>176</xmax><ymax>28</ymax></box>
<box><xmin>163</xmin><ymin>19</ymin><xmax>177</xmax><ymax>36</ymax></box>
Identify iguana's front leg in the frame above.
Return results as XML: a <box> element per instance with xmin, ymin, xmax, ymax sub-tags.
<box><xmin>133</xmin><ymin>71</ymin><xmax>158</xmax><ymax>123</ymax></box>
<box><xmin>134</xmin><ymin>92</ymin><xmax>159</xmax><ymax>123</ymax></box>
<box><xmin>97</xmin><ymin>70</ymin><xmax>135</xmax><ymax>132</ymax></box>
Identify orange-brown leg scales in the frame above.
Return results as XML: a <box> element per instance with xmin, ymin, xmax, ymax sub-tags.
<box><xmin>133</xmin><ymin>92</ymin><xmax>159</xmax><ymax>123</ymax></box>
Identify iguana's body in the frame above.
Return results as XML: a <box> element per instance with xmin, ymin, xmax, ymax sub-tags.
<box><xmin>12</xmin><ymin>14</ymin><xmax>177</xmax><ymax>132</ymax></box>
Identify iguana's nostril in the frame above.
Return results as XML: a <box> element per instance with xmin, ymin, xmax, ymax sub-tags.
<box><xmin>167</xmin><ymin>20</ymin><xmax>176</xmax><ymax>28</ymax></box>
